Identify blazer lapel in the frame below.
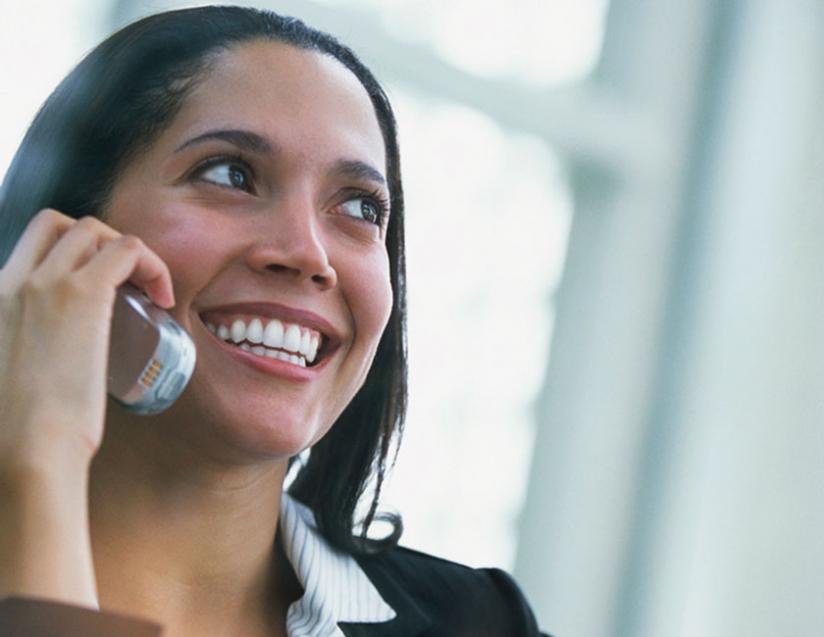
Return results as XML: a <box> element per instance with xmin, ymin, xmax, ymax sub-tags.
<box><xmin>337</xmin><ymin>595</ymin><xmax>430</xmax><ymax>637</ymax></box>
<box><xmin>338</xmin><ymin>556</ymin><xmax>432</xmax><ymax>637</ymax></box>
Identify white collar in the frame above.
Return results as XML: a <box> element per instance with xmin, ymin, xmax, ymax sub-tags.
<box><xmin>279</xmin><ymin>492</ymin><xmax>397</xmax><ymax>636</ymax></box>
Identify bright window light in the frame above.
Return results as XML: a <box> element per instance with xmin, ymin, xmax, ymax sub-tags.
<box><xmin>314</xmin><ymin>0</ymin><xmax>610</xmax><ymax>86</ymax></box>
<box><xmin>379</xmin><ymin>87</ymin><xmax>572</xmax><ymax>568</ymax></box>
<box><xmin>0</xmin><ymin>0</ymin><xmax>109</xmax><ymax>179</ymax></box>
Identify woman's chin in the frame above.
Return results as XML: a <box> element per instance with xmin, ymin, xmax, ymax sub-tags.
<box><xmin>169</xmin><ymin>391</ymin><xmax>322</xmax><ymax>462</ymax></box>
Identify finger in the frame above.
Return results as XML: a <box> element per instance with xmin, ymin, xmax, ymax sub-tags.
<box><xmin>35</xmin><ymin>216</ymin><xmax>122</xmax><ymax>279</ymax></box>
<box><xmin>1</xmin><ymin>209</ymin><xmax>76</xmax><ymax>282</ymax></box>
<box><xmin>77</xmin><ymin>236</ymin><xmax>175</xmax><ymax>308</ymax></box>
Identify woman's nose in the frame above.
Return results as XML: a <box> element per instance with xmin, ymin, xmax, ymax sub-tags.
<box><xmin>244</xmin><ymin>201</ymin><xmax>338</xmax><ymax>290</ymax></box>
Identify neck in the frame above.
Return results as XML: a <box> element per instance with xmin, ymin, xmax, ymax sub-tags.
<box><xmin>88</xmin><ymin>412</ymin><xmax>302</xmax><ymax>633</ymax></box>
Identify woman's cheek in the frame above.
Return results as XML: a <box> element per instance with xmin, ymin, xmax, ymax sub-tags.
<box><xmin>160</xmin><ymin>220</ymin><xmax>219</xmax><ymax>276</ymax></box>
<box><xmin>357</xmin><ymin>258</ymin><xmax>393</xmax><ymax>374</ymax></box>
<box><xmin>140</xmin><ymin>209</ymin><xmax>232</xmax><ymax>290</ymax></box>
<box><xmin>354</xmin><ymin>267</ymin><xmax>394</xmax><ymax>416</ymax></box>
<box><xmin>371</xmin><ymin>255</ymin><xmax>393</xmax><ymax>334</ymax></box>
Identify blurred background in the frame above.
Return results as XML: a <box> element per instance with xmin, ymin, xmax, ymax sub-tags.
<box><xmin>3</xmin><ymin>1</ymin><xmax>824</xmax><ymax>635</ymax></box>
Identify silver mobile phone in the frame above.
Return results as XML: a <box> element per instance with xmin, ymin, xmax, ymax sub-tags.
<box><xmin>107</xmin><ymin>283</ymin><xmax>196</xmax><ymax>415</ymax></box>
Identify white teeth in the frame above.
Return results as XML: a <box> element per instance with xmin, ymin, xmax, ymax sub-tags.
<box><xmin>307</xmin><ymin>334</ymin><xmax>319</xmax><ymax>363</ymax></box>
<box><xmin>247</xmin><ymin>318</ymin><xmax>263</xmax><ymax>344</ymax></box>
<box><xmin>230</xmin><ymin>319</ymin><xmax>245</xmax><ymax>343</ymax></box>
<box><xmin>243</xmin><ymin>344</ymin><xmax>306</xmax><ymax>367</ymax></box>
<box><xmin>283</xmin><ymin>324</ymin><xmax>301</xmax><ymax>353</ymax></box>
<box><xmin>208</xmin><ymin>315</ymin><xmax>321</xmax><ymax>367</ymax></box>
<box><xmin>299</xmin><ymin>329</ymin><xmax>311</xmax><ymax>357</ymax></box>
<box><xmin>263</xmin><ymin>319</ymin><xmax>284</xmax><ymax>349</ymax></box>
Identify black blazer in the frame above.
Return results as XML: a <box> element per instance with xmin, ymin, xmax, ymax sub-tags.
<box><xmin>349</xmin><ymin>545</ymin><xmax>551</xmax><ymax>637</ymax></box>
<box><xmin>0</xmin><ymin>545</ymin><xmax>551</xmax><ymax>637</ymax></box>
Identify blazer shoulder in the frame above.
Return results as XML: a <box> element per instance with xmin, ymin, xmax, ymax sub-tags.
<box><xmin>355</xmin><ymin>545</ymin><xmax>549</xmax><ymax>636</ymax></box>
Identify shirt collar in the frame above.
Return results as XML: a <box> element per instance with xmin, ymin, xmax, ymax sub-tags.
<box><xmin>279</xmin><ymin>492</ymin><xmax>397</xmax><ymax>636</ymax></box>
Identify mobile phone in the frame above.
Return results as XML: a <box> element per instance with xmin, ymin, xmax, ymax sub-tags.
<box><xmin>107</xmin><ymin>283</ymin><xmax>196</xmax><ymax>415</ymax></box>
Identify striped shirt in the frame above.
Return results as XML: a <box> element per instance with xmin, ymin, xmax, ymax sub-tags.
<box><xmin>279</xmin><ymin>492</ymin><xmax>397</xmax><ymax>637</ymax></box>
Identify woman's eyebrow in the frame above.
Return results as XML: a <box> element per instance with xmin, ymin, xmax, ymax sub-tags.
<box><xmin>174</xmin><ymin>130</ymin><xmax>385</xmax><ymax>186</ymax></box>
<box><xmin>174</xmin><ymin>129</ymin><xmax>273</xmax><ymax>154</ymax></box>
<box><xmin>330</xmin><ymin>159</ymin><xmax>386</xmax><ymax>187</ymax></box>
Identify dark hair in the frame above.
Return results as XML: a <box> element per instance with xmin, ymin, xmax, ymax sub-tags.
<box><xmin>0</xmin><ymin>6</ymin><xmax>407</xmax><ymax>555</ymax></box>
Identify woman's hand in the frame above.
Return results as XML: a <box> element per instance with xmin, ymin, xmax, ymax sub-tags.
<box><xmin>0</xmin><ymin>209</ymin><xmax>174</xmax><ymax>608</ymax></box>
<box><xmin>0</xmin><ymin>208</ymin><xmax>175</xmax><ymax>473</ymax></box>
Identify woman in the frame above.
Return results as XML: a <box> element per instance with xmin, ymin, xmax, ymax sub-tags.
<box><xmin>0</xmin><ymin>6</ymin><xmax>549</xmax><ymax>636</ymax></box>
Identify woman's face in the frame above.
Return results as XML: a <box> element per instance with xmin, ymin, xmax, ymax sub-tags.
<box><xmin>104</xmin><ymin>41</ymin><xmax>393</xmax><ymax>461</ymax></box>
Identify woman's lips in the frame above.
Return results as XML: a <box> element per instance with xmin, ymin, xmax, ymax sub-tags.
<box><xmin>197</xmin><ymin>302</ymin><xmax>343</xmax><ymax>369</ymax></box>
<box><xmin>200</xmin><ymin>317</ymin><xmax>321</xmax><ymax>366</ymax></box>
<box><xmin>197</xmin><ymin>301</ymin><xmax>341</xmax><ymax>352</ymax></box>
<box><xmin>199</xmin><ymin>316</ymin><xmax>335</xmax><ymax>382</ymax></box>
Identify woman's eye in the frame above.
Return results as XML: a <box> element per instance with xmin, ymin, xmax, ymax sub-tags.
<box><xmin>338</xmin><ymin>196</ymin><xmax>385</xmax><ymax>226</ymax></box>
<box><xmin>194</xmin><ymin>159</ymin><xmax>254</xmax><ymax>193</ymax></box>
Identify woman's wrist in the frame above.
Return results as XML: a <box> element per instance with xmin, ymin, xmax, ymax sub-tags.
<box><xmin>0</xmin><ymin>454</ymin><xmax>98</xmax><ymax>609</ymax></box>
<box><xmin>0</xmin><ymin>416</ymin><xmax>96</xmax><ymax>487</ymax></box>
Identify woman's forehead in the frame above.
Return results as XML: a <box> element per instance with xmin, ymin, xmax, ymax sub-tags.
<box><xmin>161</xmin><ymin>40</ymin><xmax>386</xmax><ymax>169</ymax></box>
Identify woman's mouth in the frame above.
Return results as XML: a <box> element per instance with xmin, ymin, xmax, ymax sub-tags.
<box><xmin>199</xmin><ymin>315</ymin><xmax>331</xmax><ymax>368</ymax></box>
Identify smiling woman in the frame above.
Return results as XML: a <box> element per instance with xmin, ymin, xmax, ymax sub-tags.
<box><xmin>0</xmin><ymin>6</ymin><xmax>548</xmax><ymax>637</ymax></box>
